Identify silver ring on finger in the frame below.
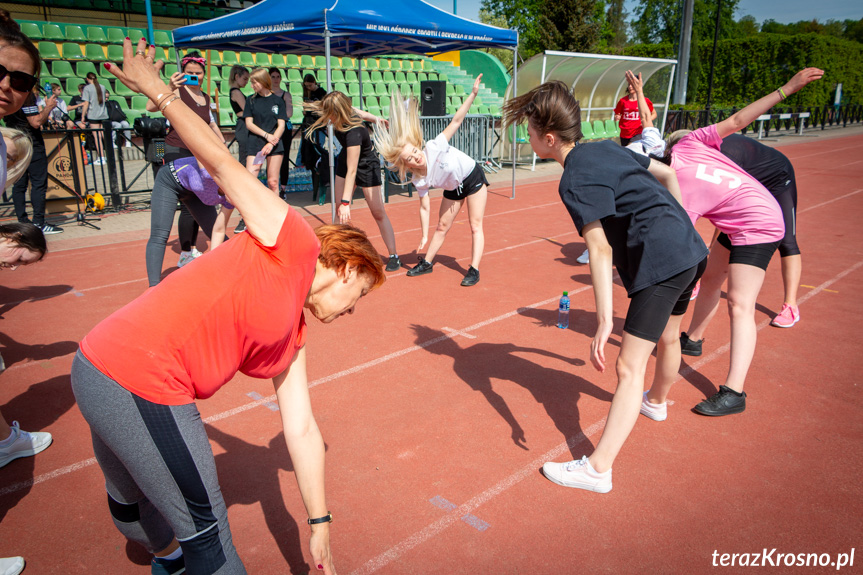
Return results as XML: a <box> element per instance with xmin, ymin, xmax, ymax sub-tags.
<box><xmin>136</xmin><ymin>51</ymin><xmax>145</xmax><ymax>56</ymax></box>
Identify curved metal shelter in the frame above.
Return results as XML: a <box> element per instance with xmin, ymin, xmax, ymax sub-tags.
<box><xmin>504</xmin><ymin>50</ymin><xmax>677</xmax><ymax>166</ymax></box>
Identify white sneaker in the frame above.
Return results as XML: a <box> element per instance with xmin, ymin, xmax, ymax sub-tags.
<box><xmin>0</xmin><ymin>557</ymin><xmax>25</xmax><ymax>575</ymax></box>
<box><xmin>0</xmin><ymin>422</ymin><xmax>53</xmax><ymax>468</ymax></box>
<box><xmin>177</xmin><ymin>251</ymin><xmax>195</xmax><ymax>268</ymax></box>
<box><xmin>576</xmin><ymin>248</ymin><xmax>590</xmax><ymax>264</ymax></box>
<box><xmin>640</xmin><ymin>391</ymin><xmax>667</xmax><ymax>421</ymax></box>
<box><xmin>190</xmin><ymin>247</ymin><xmax>204</xmax><ymax>259</ymax></box>
<box><xmin>542</xmin><ymin>455</ymin><xmax>612</xmax><ymax>493</ymax></box>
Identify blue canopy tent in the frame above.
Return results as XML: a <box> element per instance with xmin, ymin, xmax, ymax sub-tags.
<box><xmin>172</xmin><ymin>0</ymin><xmax>519</xmax><ymax>220</ymax></box>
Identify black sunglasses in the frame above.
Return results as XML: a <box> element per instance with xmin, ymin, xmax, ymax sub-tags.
<box><xmin>0</xmin><ymin>63</ymin><xmax>38</xmax><ymax>93</ymax></box>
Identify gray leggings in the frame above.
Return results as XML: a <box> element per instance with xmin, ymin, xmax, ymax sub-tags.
<box><xmin>146</xmin><ymin>167</ymin><xmax>223</xmax><ymax>287</ymax></box>
<box><xmin>71</xmin><ymin>350</ymin><xmax>246</xmax><ymax>574</ymax></box>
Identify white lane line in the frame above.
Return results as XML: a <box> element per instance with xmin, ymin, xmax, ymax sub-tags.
<box><xmin>345</xmin><ymin>257</ymin><xmax>863</xmax><ymax>574</ymax></box>
<box><xmin>799</xmin><ymin>188</ymin><xmax>863</xmax><ymax>214</ymax></box>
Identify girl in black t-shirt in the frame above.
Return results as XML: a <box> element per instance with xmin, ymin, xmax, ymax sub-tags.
<box><xmin>503</xmin><ymin>81</ymin><xmax>708</xmax><ymax>494</ymax></box>
<box><xmin>244</xmin><ymin>68</ymin><xmax>287</xmax><ymax>195</ymax></box>
<box><xmin>304</xmin><ymin>91</ymin><xmax>401</xmax><ymax>272</ymax></box>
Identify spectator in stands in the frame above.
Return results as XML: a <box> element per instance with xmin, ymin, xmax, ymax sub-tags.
<box><xmin>0</xmin><ymin>11</ymin><xmax>53</xmax><ymax>574</ymax></box>
<box><xmin>48</xmin><ymin>83</ymin><xmax>77</xmax><ymax>129</ymax></box>
<box><xmin>228</xmin><ymin>65</ymin><xmax>249</xmax><ymax>161</ymax></box>
<box><xmin>270</xmin><ymin>67</ymin><xmax>294</xmax><ymax>196</ymax></box>
<box><xmin>614</xmin><ymin>78</ymin><xmax>656</xmax><ymax>146</ymax></box>
<box><xmin>304</xmin><ymin>91</ymin><xmax>402</xmax><ymax>272</ymax></box>
<box><xmin>81</xmin><ymin>72</ymin><xmax>110</xmax><ymax>165</ymax></box>
<box><xmin>68</xmin><ymin>82</ymin><xmax>86</xmax><ymax>124</ymax></box>
<box><xmin>146</xmin><ymin>51</ymin><xmax>227</xmax><ymax>265</ymax></box>
<box><xmin>105</xmin><ymin>89</ymin><xmax>132</xmax><ymax>147</ymax></box>
<box><xmin>244</xmin><ymin>67</ymin><xmax>287</xmax><ymax>195</ymax></box>
<box><xmin>299</xmin><ymin>73</ymin><xmax>327</xmax><ymax>191</ymax></box>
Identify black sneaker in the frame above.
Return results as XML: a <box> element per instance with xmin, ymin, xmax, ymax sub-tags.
<box><xmin>385</xmin><ymin>255</ymin><xmax>401</xmax><ymax>272</ymax></box>
<box><xmin>234</xmin><ymin>219</ymin><xmax>246</xmax><ymax>233</ymax></box>
<box><xmin>37</xmin><ymin>223</ymin><xmax>64</xmax><ymax>235</ymax></box>
<box><xmin>406</xmin><ymin>258</ymin><xmax>434</xmax><ymax>277</ymax></box>
<box><xmin>693</xmin><ymin>385</ymin><xmax>746</xmax><ymax>416</ymax></box>
<box><xmin>151</xmin><ymin>553</ymin><xmax>185</xmax><ymax>575</ymax></box>
<box><xmin>680</xmin><ymin>332</ymin><xmax>703</xmax><ymax>356</ymax></box>
<box><xmin>460</xmin><ymin>266</ymin><xmax>480</xmax><ymax>287</ymax></box>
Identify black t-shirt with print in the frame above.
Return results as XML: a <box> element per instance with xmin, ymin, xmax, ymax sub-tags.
<box><xmin>559</xmin><ymin>140</ymin><xmax>708</xmax><ymax>295</ymax></box>
<box><xmin>244</xmin><ymin>93</ymin><xmax>288</xmax><ymax>136</ymax></box>
<box><xmin>719</xmin><ymin>133</ymin><xmax>794</xmax><ymax>192</ymax></box>
<box><xmin>3</xmin><ymin>96</ymin><xmax>44</xmax><ymax>147</ymax></box>
<box><xmin>334</xmin><ymin>123</ymin><xmax>375</xmax><ymax>161</ymax></box>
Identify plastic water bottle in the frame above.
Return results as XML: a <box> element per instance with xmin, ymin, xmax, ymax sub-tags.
<box><xmin>557</xmin><ymin>291</ymin><xmax>570</xmax><ymax>329</ymax></box>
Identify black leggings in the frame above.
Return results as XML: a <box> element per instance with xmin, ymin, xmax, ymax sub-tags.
<box><xmin>716</xmin><ymin>233</ymin><xmax>779</xmax><ymax>271</ymax></box>
<box><xmin>771</xmin><ymin>172</ymin><xmax>800</xmax><ymax>257</ymax></box>
<box><xmin>623</xmin><ymin>258</ymin><xmax>708</xmax><ymax>343</ymax></box>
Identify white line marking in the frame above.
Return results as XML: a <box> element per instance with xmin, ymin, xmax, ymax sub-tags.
<box><xmin>442</xmin><ymin>327</ymin><xmax>477</xmax><ymax>339</ymax></box>
<box><xmin>799</xmin><ymin>188</ymin><xmax>863</xmax><ymax>214</ymax></box>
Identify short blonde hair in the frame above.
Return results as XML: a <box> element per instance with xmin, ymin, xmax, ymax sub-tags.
<box><xmin>371</xmin><ymin>89</ymin><xmax>423</xmax><ymax>182</ymax></box>
<box><xmin>303</xmin><ymin>91</ymin><xmax>363</xmax><ymax>139</ymax></box>
<box><xmin>249</xmin><ymin>68</ymin><xmax>272</xmax><ymax>92</ymax></box>
<box><xmin>2</xmin><ymin>127</ymin><xmax>33</xmax><ymax>187</ymax></box>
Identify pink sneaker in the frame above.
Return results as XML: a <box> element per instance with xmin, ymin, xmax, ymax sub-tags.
<box><xmin>771</xmin><ymin>304</ymin><xmax>800</xmax><ymax>328</ymax></box>
<box><xmin>689</xmin><ymin>279</ymin><xmax>701</xmax><ymax>300</ymax></box>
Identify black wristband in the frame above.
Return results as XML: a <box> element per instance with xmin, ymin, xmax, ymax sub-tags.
<box><xmin>308</xmin><ymin>512</ymin><xmax>332</xmax><ymax>525</ymax></box>
<box><xmin>340</xmin><ymin>199</ymin><xmax>350</xmax><ymax>205</ymax></box>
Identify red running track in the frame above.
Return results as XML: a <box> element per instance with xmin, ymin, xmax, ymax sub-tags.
<box><xmin>1</xmin><ymin>134</ymin><xmax>862</xmax><ymax>574</ymax></box>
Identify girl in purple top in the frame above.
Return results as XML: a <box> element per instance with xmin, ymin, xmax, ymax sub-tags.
<box><xmin>145</xmin><ymin>156</ymin><xmax>235</xmax><ymax>286</ymax></box>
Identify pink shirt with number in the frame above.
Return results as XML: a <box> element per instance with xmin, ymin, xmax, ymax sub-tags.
<box><xmin>670</xmin><ymin>125</ymin><xmax>784</xmax><ymax>246</ymax></box>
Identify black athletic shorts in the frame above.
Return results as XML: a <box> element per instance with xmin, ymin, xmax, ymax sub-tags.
<box><xmin>716</xmin><ymin>233</ymin><xmax>779</xmax><ymax>271</ymax></box>
<box><xmin>335</xmin><ymin>150</ymin><xmax>382</xmax><ymax>188</ymax></box>
<box><xmin>443</xmin><ymin>162</ymin><xmax>489</xmax><ymax>201</ymax></box>
<box><xmin>623</xmin><ymin>257</ymin><xmax>708</xmax><ymax>343</ymax></box>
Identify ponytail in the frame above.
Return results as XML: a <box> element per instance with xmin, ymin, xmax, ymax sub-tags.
<box><xmin>86</xmin><ymin>72</ymin><xmax>104</xmax><ymax>104</ymax></box>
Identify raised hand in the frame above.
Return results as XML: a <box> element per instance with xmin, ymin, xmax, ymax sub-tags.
<box><xmin>104</xmin><ymin>38</ymin><xmax>166</xmax><ymax>99</ymax></box>
<box><xmin>783</xmin><ymin>67</ymin><xmax>825</xmax><ymax>97</ymax></box>
<box><xmin>624</xmin><ymin>70</ymin><xmax>643</xmax><ymax>94</ymax></box>
<box><xmin>471</xmin><ymin>73</ymin><xmax>483</xmax><ymax>96</ymax></box>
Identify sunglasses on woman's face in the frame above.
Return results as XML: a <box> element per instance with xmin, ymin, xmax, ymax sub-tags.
<box><xmin>0</xmin><ymin>64</ymin><xmax>37</xmax><ymax>93</ymax></box>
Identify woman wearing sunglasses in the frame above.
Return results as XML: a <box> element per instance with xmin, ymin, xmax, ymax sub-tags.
<box><xmin>0</xmin><ymin>11</ymin><xmax>62</xmax><ymax>235</ymax></box>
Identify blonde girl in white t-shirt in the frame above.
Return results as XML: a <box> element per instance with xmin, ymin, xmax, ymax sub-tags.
<box><xmin>373</xmin><ymin>75</ymin><xmax>487</xmax><ymax>286</ymax></box>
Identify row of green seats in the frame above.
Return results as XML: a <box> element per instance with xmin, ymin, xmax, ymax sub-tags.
<box><xmin>22</xmin><ymin>21</ymin><xmax>173</xmax><ymax>46</ymax></box>
<box><xmin>582</xmin><ymin>119</ymin><xmax>621</xmax><ymax>140</ymax></box>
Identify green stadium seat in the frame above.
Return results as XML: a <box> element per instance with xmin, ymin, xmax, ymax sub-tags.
<box><xmin>406</xmin><ymin>72</ymin><xmax>417</xmax><ymax>83</ymax></box>
<box><xmin>42</xmin><ymin>76</ymin><xmax>60</xmax><ymax>90</ymax></box>
<box><xmin>218</xmin><ymin>79</ymin><xmax>230</xmax><ymax>94</ymax></box>
<box><xmin>427</xmin><ymin>72</ymin><xmax>438</xmax><ymax>81</ymax></box>
<box><xmin>62</xmin><ymin>43</ymin><xmax>85</xmax><ymax>60</ymax></box>
<box><xmin>42</xmin><ymin>24</ymin><xmax>65</xmax><ymax>41</ymax></box>
<box><xmin>114</xmin><ymin>81</ymin><xmax>137</xmax><ymax>97</ymax></box>
<box><xmin>218</xmin><ymin>95</ymin><xmax>231</xmax><ymax>110</ymax></box>
<box><xmin>285</xmin><ymin>54</ymin><xmax>300</xmax><ymax>68</ymax></box>
<box><xmin>87</xmin><ymin>26</ymin><xmax>107</xmax><ymax>43</ymax></box>
<box><xmin>166</xmin><ymin>5</ymin><xmax>184</xmax><ymax>18</ymax></box>
<box><xmin>344</xmin><ymin>70</ymin><xmax>358</xmax><ymax>83</ymax></box>
<box><xmin>166</xmin><ymin>47</ymin><xmax>177</xmax><ymax>61</ymax></box>
<box><xmin>270</xmin><ymin>54</ymin><xmax>286</xmax><ymax>67</ymax></box>
<box><xmin>360</xmin><ymin>58</ymin><xmax>376</xmax><ymax>70</ymax></box>
<box><xmin>109</xmin><ymin>96</ymin><xmax>130</xmax><ymax>113</ymax></box>
<box><xmin>469</xmin><ymin>104</ymin><xmax>479</xmax><ymax>114</ymax></box>
<box><xmin>367</xmin><ymin>105</ymin><xmax>381</xmax><ymax>117</ymax></box>
<box><xmin>85</xmin><ymin>44</ymin><xmax>106</xmax><ymax>62</ymax></box>
<box><xmin>379</xmin><ymin>95</ymin><xmax>391</xmax><ymax>108</ymax></box>
<box><xmin>374</xmin><ymin>83</ymin><xmax>387</xmax><ymax>96</ymax></box>
<box><xmin>313</xmin><ymin>56</ymin><xmax>326</xmax><ymax>69</ymax></box>
<box><xmin>417</xmin><ymin>72</ymin><xmax>427</xmax><ymax>82</ymax></box>
<box><xmin>329</xmin><ymin>56</ymin><xmax>341</xmax><ymax>70</ymax></box>
<box><xmin>378</xmin><ymin>59</ymin><xmax>390</xmax><ymax>71</ymax></box>
<box><xmin>315</xmin><ymin>69</ymin><xmax>326</xmax><ymax>83</ymax></box>
<box><xmin>162</xmin><ymin>64</ymin><xmax>177</xmax><ymax>79</ymax></box>
<box><xmin>422</xmin><ymin>59</ymin><xmax>433</xmax><ymax>71</ymax></box>
<box><xmin>254</xmin><ymin>53</ymin><xmax>270</xmax><ymax>66</ymax></box>
<box><xmin>76</xmin><ymin>61</ymin><xmax>98</xmax><ymax>78</ymax></box>
<box><xmin>394</xmin><ymin>71</ymin><xmax>405</xmax><ymax>83</ymax></box>
<box><xmin>410</xmin><ymin>81</ymin><xmax>420</xmax><ymax>95</ymax></box>
<box><xmin>154</xmin><ymin>30</ymin><xmax>172</xmax><ymax>47</ymax></box>
<box><xmin>388</xmin><ymin>59</ymin><xmax>402</xmax><ymax>71</ymax></box>
<box><xmin>208</xmin><ymin>67</ymin><xmax>223</xmax><ymax>81</ymax></box>
<box><xmin>605</xmin><ymin>119</ymin><xmax>619</xmax><ymax>137</ymax></box>
<box><xmin>348</xmin><ymin>83</ymin><xmax>360</xmax><ymax>97</ymax></box>
<box><xmin>219</xmin><ymin>109</ymin><xmax>233</xmax><ymax>126</ymax></box>
<box><xmin>204</xmin><ymin>51</ymin><xmax>221</xmax><ymax>66</ymax></box>
<box><xmin>360</xmin><ymin>71</ymin><xmax>370</xmax><ymax>83</ymax></box>
<box><xmin>290</xmin><ymin>105</ymin><xmax>302</xmax><ymax>124</ymax></box>
<box><xmin>131</xmin><ymin>95</ymin><xmax>150</xmax><ymax>111</ymax></box>
<box><xmin>446</xmin><ymin>105</ymin><xmax>457</xmax><ymax>115</ymax></box>
<box><xmin>289</xmin><ymin>83</ymin><xmax>303</xmax><ymax>97</ymax></box>
<box><xmin>438</xmin><ymin>73</ymin><xmax>448</xmax><ymax>82</ymax></box>
<box><xmin>106</xmin><ymin>44</ymin><xmax>124</xmax><ymax>62</ymax></box>
<box><xmin>351</xmin><ymin>95</ymin><xmax>360</xmax><ymax>107</ymax></box>
<box><xmin>286</xmin><ymin>69</ymin><xmax>303</xmax><ymax>83</ymax></box>
<box><xmin>370</xmin><ymin>71</ymin><xmax>382</xmax><ymax>83</ymax></box>
<box><xmin>398</xmin><ymin>82</ymin><xmax>411</xmax><ymax>96</ymax></box>
<box><xmin>241</xmin><ymin>83</ymin><xmax>253</xmax><ymax>96</ymax></box>
<box><xmin>128</xmin><ymin>29</ymin><xmax>146</xmax><ymax>44</ymax></box>
<box><xmin>382</xmin><ymin>71</ymin><xmax>394</xmax><ymax>83</ymax></box>
<box><xmin>300</xmin><ymin>55</ymin><xmax>314</xmax><ymax>69</ymax></box>
<box><xmin>489</xmin><ymin>105</ymin><xmax>501</xmax><ymax>117</ymax></box>
<box><xmin>330</xmin><ymin>70</ymin><xmax>345</xmax><ymax>84</ymax></box>
<box><xmin>51</xmin><ymin>60</ymin><xmax>76</xmax><ymax>78</ymax></box>
<box><xmin>64</xmin><ymin>77</ymin><xmax>84</xmax><ymax>95</ymax></box>
<box><xmin>334</xmin><ymin>82</ymin><xmax>348</xmax><ymax>95</ymax></box>
<box><xmin>65</xmin><ymin>25</ymin><xmax>87</xmax><ymax>42</ymax></box>
<box><xmin>580</xmin><ymin>120</ymin><xmax>595</xmax><ymax>140</ymax></box>
<box><xmin>473</xmin><ymin>96</ymin><xmax>484</xmax><ymax>107</ymax></box>
<box><xmin>21</xmin><ymin>22</ymin><xmax>43</xmax><ymax>40</ymax></box>
<box><xmin>40</xmin><ymin>60</ymin><xmax>50</xmax><ymax>78</ymax></box>
<box><xmin>106</xmin><ymin>27</ymin><xmax>125</xmax><ymax>44</ymax></box>
<box><xmin>454</xmin><ymin>84</ymin><xmax>465</xmax><ymax>96</ymax></box>
<box><xmin>445</xmin><ymin>83</ymin><xmax>455</xmax><ymax>97</ymax></box>
<box><xmin>222</xmin><ymin>51</ymin><xmax>239</xmax><ymax>66</ymax></box>
<box><xmin>381</xmin><ymin>105</ymin><xmax>390</xmax><ymax>118</ymax></box>
<box><xmin>38</xmin><ymin>42</ymin><xmax>63</xmax><ymax>60</ymax></box>
<box><xmin>238</xmin><ymin>52</ymin><xmax>255</xmax><ymax>66</ymax></box>
<box><xmin>592</xmin><ymin>120</ymin><xmax>608</xmax><ymax>139</ymax></box>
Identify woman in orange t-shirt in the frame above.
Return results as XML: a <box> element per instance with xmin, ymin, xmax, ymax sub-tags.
<box><xmin>70</xmin><ymin>40</ymin><xmax>385</xmax><ymax>575</ymax></box>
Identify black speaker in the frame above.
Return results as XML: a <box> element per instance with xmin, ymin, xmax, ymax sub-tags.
<box><xmin>420</xmin><ymin>80</ymin><xmax>446</xmax><ymax>116</ymax></box>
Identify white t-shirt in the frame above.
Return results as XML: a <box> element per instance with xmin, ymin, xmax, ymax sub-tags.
<box><xmin>411</xmin><ymin>133</ymin><xmax>476</xmax><ymax>198</ymax></box>
<box><xmin>625</xmin><ymin>126</ymin><xmax>666</xmax><ymax>157</ymax></box>
<box><xmin>50</xmin><ymin>99</ymin><xmax>69</xmax><ymax>124</ymax></box>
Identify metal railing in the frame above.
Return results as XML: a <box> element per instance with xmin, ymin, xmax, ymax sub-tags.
<box><xmin>664</xmin><ymin>103</ymin><xmax>863</xmax><ymax>137</ymax></box>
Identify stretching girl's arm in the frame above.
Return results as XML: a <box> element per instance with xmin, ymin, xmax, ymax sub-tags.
<box><xmin>714</xmin><ymin>68</ymin><xmax>823</xmax><ymax>139</ymax></box>
<box><xmin>583</xmin><ymin>220</ymin><xmax>614</xmax><ymax>373</ymax></box>
<box><xmin>442</xmin><ymin>74</ymin><xmax>482</xmax><ymax>142</ymax></box>
<box><xmin>418</xmin><ymin>194</ymin><xmax>430</xmax><ymax>250</ymax></box>
<box><xmin>107</xmin><ymin>39</ymin><xmax>288</xmax><ymax>246</ymax></box>
<box><xmin>625</xmin><ymin>71</ymin><xmax>655</xmax><ymax>130</ymax></box>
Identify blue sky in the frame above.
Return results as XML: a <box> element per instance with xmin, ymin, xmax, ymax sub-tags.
<box><xmin>423</xmin><ymin>0</ymin><xmax>863</xmax><ymax>26</ymax></box>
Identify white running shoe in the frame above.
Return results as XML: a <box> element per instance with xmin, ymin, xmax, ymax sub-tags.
<box><xmin>0</xmin><ymin>557</ymin><xmax>25</xmax><ymax>575</ymax></box>
<box><xmin>190</xmin><ymin>247</ymin><xmax>204</xmax><ymax>259</ymax></box>
<box><xmin>0</xmin><ymin>422</ymin><xmax>53</xmax><ymax>468</ymax></box>
<box><xmin>640</xmin><ymin>391</ymin><xmax>668</xmax><ymax>421</ymax></box>
<box><xmin>177</xmin><ymin>251</ymin><xmax>196</xmax><ymax>268</ymax></box>
<box><xmin>542</xmin><ymin>455</ymin><xmax>612</xmax><ymax>493</ymax></box>
<box><xmin>576</xmin><ymin>248</ymin><xmax>590</xmax><ymax>264</ymax></box>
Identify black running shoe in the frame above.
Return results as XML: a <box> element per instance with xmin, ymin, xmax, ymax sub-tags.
<box><xmin>385</xmin><ymin>255</ymin><xmax>401</xmax><ymax>272</ymax></box>
<box><xmin>461</xmin><ymin>266</ymin><xmax>480</xmax><ymax>287</ymax></box>
<box><xmin>406</xmin><ymin>258</ymin><xmax>434</xmax><ymax>277</ymax></box>
<box><xmin>37</xmin><ymin>223</ymin><xmax>64</xmax><ymax>235</ymax></box>
<box><xmin>234</xmin><ymin>219</ymin><xmax>246</xmax><ymax>233</ymax></box>
<box><xmin>693</xmin><ymin>385</ymin><xmax>746</xmax><ymax>416</ymax></box>
<box><xmin>680</xmin><ymin>332</ymin><xmax>703</xmax><ymax>356</ymax></box>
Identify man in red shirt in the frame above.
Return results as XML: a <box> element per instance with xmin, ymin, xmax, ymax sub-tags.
<box><xmin>614</xmin><ymin>82</ymin><xmax>656</xmax><ymax>146</ymax></box>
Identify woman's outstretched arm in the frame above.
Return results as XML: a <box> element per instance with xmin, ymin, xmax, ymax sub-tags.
<box><xmin>442</xmin><ymin>74</ymin><xmax>482</xmax><ymax>142</ymax></box>
<box><xmin>108</xmin><ymin>39</ymin><xmax>287</xmax><ymax>246</ymax></box>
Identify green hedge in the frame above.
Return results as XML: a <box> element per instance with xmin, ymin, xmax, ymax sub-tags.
<box><xmin>625</xmin><ymin>34</ymin><xmax>862</xmax><ymax>107</ymax></box>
